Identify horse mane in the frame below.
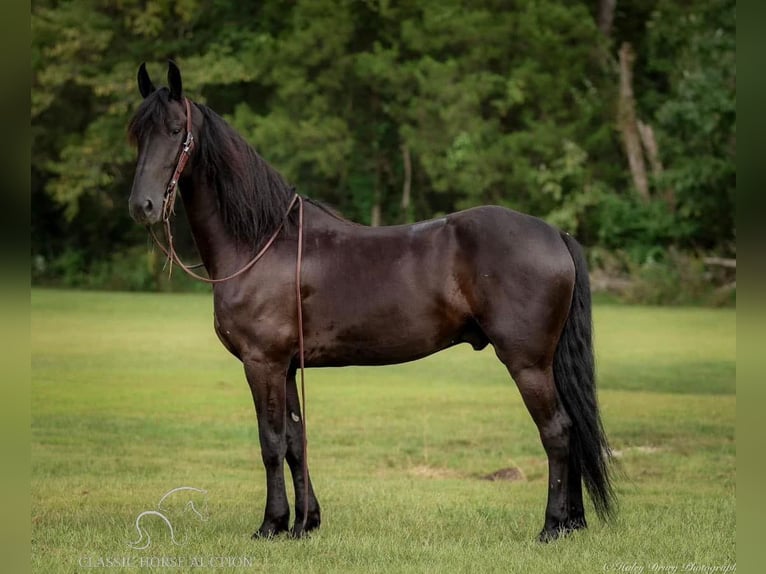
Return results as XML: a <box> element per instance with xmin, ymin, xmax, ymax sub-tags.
<box><xmin>128</xmin><ymin>88</ymin><xmax>296</xmax><ymax>250</ymax></box>
<box><xmin>195</xmin><ymin>104</ymin><xmax>295</xmax><ymax>248</ymax></box>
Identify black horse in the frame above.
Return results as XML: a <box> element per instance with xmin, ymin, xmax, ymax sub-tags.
<box><xmin>127</xmin><ymin>61</ymin><xmax>614</xmax><ymax>541</ymax></box>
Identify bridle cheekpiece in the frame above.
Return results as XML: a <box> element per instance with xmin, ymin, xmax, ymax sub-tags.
<box><xmin>161</xmin><ymin>97</ymin><xmax>195</xmax><ymax>222</ymax></box>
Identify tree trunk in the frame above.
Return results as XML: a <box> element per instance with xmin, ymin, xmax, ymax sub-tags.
<box><xmin>370</xmin><ymin>92</ymin><xmax>383</xmax><ymax>227</ymax></box>
<box><xmin>598</xmin><ymin>0</ymin><xmax>616</xmax><ymax>38</ymax></box>
<box><xmin>637</xmin><ymin>120</ymin><xmax>662</xmax><ymax>179</ymax></box>
<box><xmin>703</xmin><ymin>257</ymin><xmax>736</xmax><ymax>269</ymax></box>
<box><xmin>370</xmin><ymin>197</ymin><xmax>381</xmax><ymax>227</ymax></box>
<box><xmin>371</xmin><ymin>156</ymin><xmax>382</xmax><ymax>227</ymax></box>
<box><xmin>637</xmin><ymin>120</ymin><xmax>675</xmax><ymax>210</ymax></box>
<box><xmin>400</xmin><ymin>143</ymin><xmax>412</xmax><ymax>223</ymax></box>
<box><xmin>617</xmin><ymin>42</ymin><xmax>650</xmax><ymax>202</ymax></box>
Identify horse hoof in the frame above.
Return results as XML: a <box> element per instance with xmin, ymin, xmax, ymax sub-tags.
<box><xmin>289</xmin><ymin>513</ymin><xmax>321</xmax><ymax>539</ymax></box>
<box><xmin>252</xmin><ymin>519</ymin><xmax>289</xmax><ymax>540</ymax></box>
<box><xmin>289</xmin><ymin>528</ymin><xmax>309</xmax><ymax>539</ymax></box>
<box><xmin>566</xmin><ymin>516</ymin><xmax>588</xmax><ymax>531</ymax></box>
<box><xmin>537</xmin><ymin>524</ymin><xmax>573</xmax><ymax>543</ymax></box>
<box><xmin>252</xmin><ymin>529</ymin><xmax>278</xmax><ymax>540</ymax></box>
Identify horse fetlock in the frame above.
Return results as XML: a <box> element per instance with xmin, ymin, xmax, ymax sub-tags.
<box><xmin>290</xmin><ymin>509</ymin><xmax>321</xmax><ymax>538</ymax></box>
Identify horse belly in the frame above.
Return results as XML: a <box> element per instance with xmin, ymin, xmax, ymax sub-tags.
<box><xmin>305</xmin><ymin>279</ymin><xmax>467</xmax><ymax>367</ymax></box>
<box><xmin>307</xmin><ymin>322</ymin><xmax>460</xmax><ymax>367</ymax></box>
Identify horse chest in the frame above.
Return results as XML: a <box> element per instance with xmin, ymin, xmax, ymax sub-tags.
<box><xmin>213</xmin><ymin>312</ymin><xmax>243</xmax><ymax>360</ymax></box>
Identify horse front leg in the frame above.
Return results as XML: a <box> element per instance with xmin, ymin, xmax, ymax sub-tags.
<box><xmin>245</xmin><ymin>359</ymin><xmax>290</xmax><ymax>538</ymax></box>
<box><xmin>285</xmin><ymin>367</ymin><xmax>321</xmax><ymax>537</ymax></box>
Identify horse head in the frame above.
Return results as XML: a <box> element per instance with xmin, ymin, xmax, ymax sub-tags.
<box><xmin>128</xmin><ymin>61</ymin><xmax>198</xmax><ymax>225</ymax></box>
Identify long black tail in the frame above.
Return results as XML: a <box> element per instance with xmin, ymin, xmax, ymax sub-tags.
<box><xmin>553</xmin><ymin>233</ymin><xmax>616</xmax><ymax>520</ymax></box>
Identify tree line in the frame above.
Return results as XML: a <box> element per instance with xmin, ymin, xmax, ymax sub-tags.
<box><xmin>32</xmin><ymin>0</ymin><xmax>735</xmax><ymax>297</ymax></box>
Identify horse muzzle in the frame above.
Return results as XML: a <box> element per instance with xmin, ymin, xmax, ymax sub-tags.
<box><xmin>129</xmin><ymin>195</ymin><xmax>162</xmax><ymax>225</ymax></box>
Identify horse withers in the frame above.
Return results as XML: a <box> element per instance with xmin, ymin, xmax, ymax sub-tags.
<box><xmin>127</xmin><ymin>61</ymin><xmax>615</xmax><ymax>541</ymax></box>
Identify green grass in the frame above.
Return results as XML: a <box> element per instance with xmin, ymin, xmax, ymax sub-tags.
<box><xmin>31</xmin><ymin>289</ymin><xmax>736</xmax><ymax>573</ymax></box>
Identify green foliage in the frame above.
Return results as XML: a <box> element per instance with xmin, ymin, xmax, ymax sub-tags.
<box><xmin>589</xmin><ymin>246</ymin><xmax>734</xmax><ymax>307</ymax></box>
<box><xmin>643</xmin><ymin>0</ymin><xmax>736</xmax><ymax>249</ymax></box>
<box><xmin>33</xmin><ymin>245</ymin><xmax>211</xmax><ymax>293</ymax></box>
<box><xmin>594</xmin><ymin>194</ymin><xmax>681</xmax><ymax>261</ymax></box>
<box><xmin>535</xmin><ymin>140</ymin><xmax>607</xmax><ymax>236</ymax></box>
<box><xmin>624</xmin><ymin>249</ymin><xmax>721</xmax><ymax>307</ymax></box>
<box><xmin>32</xmin><ymin>0</ymin><xmax>736</xmax><ymax>297</ymax></box>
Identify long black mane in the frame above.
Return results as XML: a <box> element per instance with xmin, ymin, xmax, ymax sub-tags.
<box><xmin>195</xmin><ymin>103</ymin><xmax>295</xmax><ymax>248</ymax></box>
<box><xmin>129</xmin><ymin>88</ymin><xmax>295</xmax><ymax>250</ymax></box>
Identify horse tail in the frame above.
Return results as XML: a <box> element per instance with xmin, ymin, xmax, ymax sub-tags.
<box><xmin>553</xmin><ymin>232</ymin><xmax>616</xmax><ymax>520</ymax></box>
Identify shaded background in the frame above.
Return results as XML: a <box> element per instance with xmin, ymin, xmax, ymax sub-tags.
<box><xmin>31</xmin><ymin>0</ymin><xmax>735</xmax><ymax>302</ymax></box>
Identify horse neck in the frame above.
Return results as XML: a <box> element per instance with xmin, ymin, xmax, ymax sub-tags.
<box><xmin>179</xmin><ymin>175</ymin><xmax>242</xmax><ymax>279</ymax></box>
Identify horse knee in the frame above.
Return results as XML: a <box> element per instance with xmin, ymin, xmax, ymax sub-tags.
<box><xmin>261</xmin><ymin>450</ymin><xmax>282</xmax><ymax>468</ymax></box>
<box><xmin>259</xmin><ymin>433</ymin><xmax>287</xmax><ymax>468</ymax></box>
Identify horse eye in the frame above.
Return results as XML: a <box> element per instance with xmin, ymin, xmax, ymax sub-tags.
<box><xmin>171</xmin><ymin>127</ymin><xmax>182</xmax><ymax>136</ymax></box>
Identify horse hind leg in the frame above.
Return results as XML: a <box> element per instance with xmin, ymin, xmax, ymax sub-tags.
<box><xmin>567</xmin><ymin>446</ymin><xmax>586</xmax><ymax>529</ymax></box>
<box><xmin>478</xmin><ymin>308</ymin><xmax>574</xmax><ymax>539</ymax></box>
<box><xmin>506</xmin><ymin>362</ymin><xmax>574</xmax><ymax>541</ymax></box>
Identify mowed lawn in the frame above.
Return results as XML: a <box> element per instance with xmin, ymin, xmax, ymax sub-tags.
<box><xmin>31</xmin><ymin>289</ymin><xmax>735</xmax><ymax>573</ymax></box>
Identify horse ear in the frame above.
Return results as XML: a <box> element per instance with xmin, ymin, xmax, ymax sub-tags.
<box><xmin>167</xmin><ymin>60</ymin><xmax>183</xmax><ymax>101</ymax></box>
<box><xmin>137</xmin><ymin>63</ymin><xmax>156</xmax><ymax>99</ymax></box>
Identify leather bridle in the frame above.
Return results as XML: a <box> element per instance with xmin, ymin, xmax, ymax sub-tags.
<box><xmin>161</xmin><ymin>97</ymin><xmax>195</xmax><ymax>223</ymax></box>
<box><xmin>148</xmin><ymin>96</ymin><xmax>311</xmax><ymax>532</ymax></box>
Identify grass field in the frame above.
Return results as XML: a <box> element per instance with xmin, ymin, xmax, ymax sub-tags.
<box><xmin>31</xmin><ymin>288</ymin><xmax>736</xmax><ymax>573</ymax></box>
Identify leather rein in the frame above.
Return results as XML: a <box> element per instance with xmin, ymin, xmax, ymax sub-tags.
<box><xmin>147</xmin><ymin>97</ymin><xmax>311</xmax><ymax>532</ymax></box>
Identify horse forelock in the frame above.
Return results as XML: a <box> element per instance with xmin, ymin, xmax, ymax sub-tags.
<box><xmin>127</xmin><ymin>88</ymin><xmax>172</xmax><ymax>146</ymax></box>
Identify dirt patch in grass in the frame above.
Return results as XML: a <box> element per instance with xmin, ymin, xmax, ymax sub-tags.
<box><xmin>408</xmin><ymin>465</ymin><xmax>462</xmax><ymax>479</ymax></box>
<box><xmin>481</xmin><ymin>466</ymin><xmax>527</xmax><ymax>482</ymax></box>
<box><xmin>612</xmin><ymin>445</ymin><xmax>663</xmax><ymax>458</ymax></box>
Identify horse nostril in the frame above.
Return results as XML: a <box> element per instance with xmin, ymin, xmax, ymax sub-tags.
<box><xmin>144</xmin><ymin>198</ymin><xmax>153</xmax><ymax>213</ymax></box>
